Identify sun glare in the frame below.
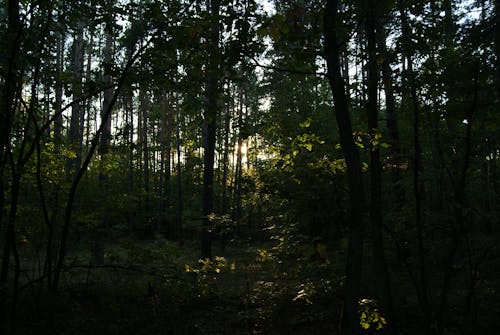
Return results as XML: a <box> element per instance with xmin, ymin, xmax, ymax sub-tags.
<box><xmin>240</xmin><ymin>143</ymin><xmax>247</xmax><ymax>155</ymax></box>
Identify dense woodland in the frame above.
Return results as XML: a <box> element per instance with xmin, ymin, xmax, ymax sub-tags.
<box><xmin>0</xmin><ymin>0</ymin><xmax>499</xmax><ymax>334</ymax></box>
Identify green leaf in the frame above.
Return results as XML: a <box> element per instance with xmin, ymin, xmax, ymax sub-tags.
<box><xmin>299</xmin><ymin>118</ymin><xmax>311</xmax><ymax>128</ymax></box>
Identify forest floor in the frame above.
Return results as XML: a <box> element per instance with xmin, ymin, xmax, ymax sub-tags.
<box><xmin>16</xmin><ymin>237</ymin><xmax>341</xmax><ymax>335</ymax></box>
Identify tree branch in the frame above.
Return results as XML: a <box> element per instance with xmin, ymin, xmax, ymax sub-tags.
<box><xmin>249</xmin><ymin>56</ymin><xmax>326</xmax><ymax>77</ymax></box>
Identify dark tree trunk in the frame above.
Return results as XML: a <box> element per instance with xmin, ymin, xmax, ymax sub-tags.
<box><xmin>0</xmin><ymin>2</ymin><xmax>21</xmax><ymax>333</ymax></box>
<box><xmin>234</xmin><ymin>89</ymin><xmax>244</xmax><ymax>232</ymax></box>
<box><xmin>324</xmin><ymin>1</ymin><xmax>365</xmax><ymax>334</ymax></box>
<box><xmin>101</xmin><ymin>34</ymin><xmax>113</xmax><ymax>138</ymax></box>
<box><xmin>66</xmin><ymin>22</ymin><xmax>85</xmax><ymax>180</ymax></box>
<box><xmin>85</xmin><ymin>33</ymin><xmax>94</xmax><ymax>149</ymax></box>
<box><xmin>201</xmin><ymin>0</ymin><xmax>221</xmax><ymax>259</ymax></box>
<box><xmin>364</xmin><ymin>1</ymin><xmax>394</xmax><ymax>332</ymax></box>
<box><xmin>176</xmin><ymin>98</ymin><xmax>183</xmax><ymax>239</ymax></box>
<box><xmin>123</xmin><ymin>86</ymin><xmax>135</xmax><ymax>233</ymax></box>
<box><xmin>159</xmin><ymin>93</ymin><xmax>172</xmax><ymax>236</ymax></box>
<box><xmin>140</xmin><ymin>88</ymin><xmax>150</xmax><ymax>194</ymax></box>
<box><xmin>221</xmin><ymin>86</ymin><xmax>231</xmax><ymax>214</ymax></box>
<box><xmin>376</xmin><ymin>28</ymin><xmax>399</xmax><ymax>151</ymax></box>
<box><xmin>496</xmin><ymin>0</ymin><xmax>500</xmax><ymax>98</ymax></box>
<box><xmin>94</xmin><ymin>26</ymin><xmax>113</xmax><ymax>265</ymax></box>
<box><xmin>54</xmin><ymin>30</ymin><xmax>64</xmax><ymax>149</ymax></box>
<box><xmin>398</xmin><ymin>0</ymin><xmax>431</xmax><ymax>330</ymax></box>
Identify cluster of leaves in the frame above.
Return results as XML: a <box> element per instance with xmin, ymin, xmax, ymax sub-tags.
<box><xmin>185</xmin><ymin>256</ymin><xmax>236</xmax><ymax>296</ymax></box>
<box><xmin>358</xmin><ymin>298</ymin><xmax>388</xmax><ymax>331</ymax></box>
<box><xmin>247</xmin><ymin>242</ymin><xmax>342</xmax><ymax>333</ymax></box>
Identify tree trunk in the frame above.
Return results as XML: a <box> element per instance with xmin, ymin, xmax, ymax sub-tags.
<box><xmin>140</xmin><ymin>89</ymin><xmax>150</xmax><ymax>194</ymax></box>
<box><xmin>85</xmin><ymin>32</ymin><xmax>94</xmax><ymax>149</ymax></box>
<box><xmin>123</xmin><ymin>85</ymin><xmax>135</xmax><ymax>234</ymax></box>
<box><xmin>159</xmin><ymin>93</ymin><xmax>172</xmax><ymax>236</ymax></box>
<box><xmin>398</xmin><ymin>0</ymin><xmax>431</xmax><ymax>331</ymax></box>
<box><xmin>54</xmin><ymin>29</ymin><xmax>64</xmax><ymax>149</ymax></box>
<box><xmin>0</xmin><ymin>2</ymin><xmax>21</xmax><ymax>333</ymax></box>
<box><xmin>364</xmin><ymin>1</ymin><xmax>394</xmax><ymax>332</ymax></box>
<box><xmin>376</xmin><ymin>28</ymin><xmax>399</xmax><ymax>151</ymax></box>
<box><xmin>139</xmin><ymin>86</ymin><xmax>150</xmax><ymax>235</ymax></box>
<box><xmin>496</xmin><ymin>0</ymin><xmax>500</xmax><ymax>98</ymax></box>
<box><xmin>94</xmin><ymin>26</ymin><xmax>113</xmax><ymax>265</ymax></box>
<box><xmin>221</xmin><ymin>86</ymin><xmax>231</xmax><ymax>214</ymax></box>
<box><xmin>234</xmin><ymin>89</ymin><xmax>244</xmax><ymax>233</ymax></box>
<box><xmin>176</xmin><ymin>95</ymin><xmax>183</xmax><ymax>239</ymax></box>
<box><xmin>324</xmin><ymin>1</ymin><xmax>365</xmax><ymax>334</ymax></box>
<box><xmin>201</xmin><ymin>0</ymin><xmax>221</xmax><ymax>259</ymax></box>
<box><xmin>66</xmin><ymin>21</ymin><xmax>85</xmax><ymax>180</ymax></box>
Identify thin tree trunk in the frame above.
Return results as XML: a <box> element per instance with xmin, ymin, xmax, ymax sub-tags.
<box><xmin>140</xmin><ymin>88</ymin><xmax>150</xmax><ymax>194</ymax></box>
<box><xmin>398</xmin><ymin>0</ymin><xmax>431</xmax><ymax>330</ymax></box>
<box><xmin>0</xmin><ymin>3</ymin><xmax>25</xmax><ymax>332</ymax></box>
<box><xmin>159</xmin><ymin>93</ymin><xmax>172</xmax><ymax>236</ymax></box>
<box><xmin>364</xmin><ymin>1</ymin><xmax>394</xmax><ymax>332</ymax></box>
<box><xmin>201</xmin><ymin>0</ymin><xmax>221</xmax><ymax>259</ymax></box>
<box><xmin>66</xmin><ymin>21</ymin><xmax>85</xmax><ymax>180</ymax></box>
<box><xmin>324</xmin><ymin>1</ymin><xmax>365</xmax><ymax>334</ymax></box>
<box><xmin>85</xmin><ymin>33</ymin><xmax>94</xmax><ymax>149</ymax></box>
<box><xmin>123</xmin><ymin>85</ymin><xmax>135</xmax><ymax>234</ymax></box>
<box><xmin>221</xmin><ymin>87</ymin><xmax>231</xmax><ymax>214</ymax></box>
<box><xmin>436</xmin><ymin>65</ymin><xmax>478</xmax><ymax>335</ymax></box>
<box><xmin>234</xmin><ymin>89</ymin><xmax>244</xmax><ymax>232</ymax></box>
<box><xmin>376</xmin><ymin>28</ymin><xmax>399</xmax><ymax>151</ymax></box>
<box><xmin>496</xmin><ymin>0</ymin><xmax>500</xmax><ymax>98</ymax></box>
<box><xmin>139</xmin><ymin>87</ymin><xmax>150</xmax><ymax>235</ymax></box>
<box><xmin>54</xmin><ymin>29</ymin><xmax>64</xmax><ymax>149</ymax></box>
<box><xmin>176</xmin><ymin>95</ymin><xmax>183</xmax><ymax>239</ymax></box>
<box><xmin>94</xmin><ymin>25</ymin><xmax>113</xmax><ymax>265</ymax></box>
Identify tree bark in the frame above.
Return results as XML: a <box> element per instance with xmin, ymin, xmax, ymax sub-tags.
<box><xmin>66</xmin><ymin>21</ymin><xmax>85</xmax><ymax>180</ymax></box>
<box><xmin>201</xmin><ymin>0</ymin><xmax>221</xmax><ymax>259</ymax></box>
<box><xmin>364</xmin><ymin>0</ymin><xmax>394</xmax><ymax>332</ymax></box>
<box><xmin>176</xmin><ymin>97</ymin><xmax>183</xmax><ymax>239</ymax></box>
<box><xmin>84</xmin><ymin>32</ymin><xmax>94</xmax><ymax>149</ymax></box>
<box><xmin>140</xmin><ymin>88</ymin><xmax>150</xmax><ymax>194</ymax></box>
<box><xmin>159</xmin><ymin>93</ymin><xmax>173</xmax><ymax>236</ymax></box>
<box><xmin>0</xmin><ymin>2</ymin><xmax>21</xmax><ymax>333</ymax></box>
<box><xmin>54</xmin><ymin>29</ymin><xmax>64</xmax><ymax>149</ymax></box>
<box><xmin>221</xmin><ymin>85</ymin><xmax>231</xmax><ymax>214</ymax></box>
<box><xmin>94</xmin><ymin>25</ymin><xmax>113</xmax><ymax>265</ymax></box>
<box><xmin>398</xmin><ymin>0</ymin><xmax>431</xmax><ymax>330</ymax></box>
<box><xmin>324</xmin><ymin>1</ymin><xmax>365</xmax><ymax>334</ymax></box>
<box><xmin>496</xmin><ymin>0</ymin><xmax>500</xmax><ymax>99</ymax></box>
<box><xmin>234</xmin><ymin>89</ymin><xmax>244</xmax><ymax>232</ymax></box>
<box><xmin>376</xmin><ymin>28</ymin><xmax>399</xmax><ymax>151</ymax></box>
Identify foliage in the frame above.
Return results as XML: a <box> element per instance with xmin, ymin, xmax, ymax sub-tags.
<box><xmin>358</xmin><ymin>298</ymin><xmax>387</xmax><ymax>331</ymax></box>
<box><xmin>0</xmin><ymin>0</ymin><xmax>499</xmax><ymax>334</ymax></box>
<box><xmin>185</xmin><ymin>256</ymin><xmax>236</xmax><ymax>296</ymax></box>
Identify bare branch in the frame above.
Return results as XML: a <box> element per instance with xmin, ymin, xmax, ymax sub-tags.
<box><xmin>250</xmin><ymin>56</ymin><xmax>326</xmax><ymax>77</ymax></box>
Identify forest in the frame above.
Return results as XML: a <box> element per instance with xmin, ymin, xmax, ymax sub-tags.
<box><xmin>0</xmin><ymin>0</ymin><xmax>498</xmax><ymax>334</ymax></box>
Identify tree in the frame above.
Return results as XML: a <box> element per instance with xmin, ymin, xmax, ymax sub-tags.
<box><xmin>94</xmin><ymin>17</ymin><xmax>114</xmax><ymax>265</ymax></box>
<box><xmin>66</xmin><ymin>18</ymin><xmax>86</xmax><ymax>180</ymax></box>
<box><xmin>324</xmin><ymin>1</ymin><xmax>365</xmax><ymax>334</ymax></box>
<box><xmin>201</xmin><ymin>0</ymin><xmax>221</xmax><ymax>259</ymax></box>
<box><xmin>363</xmin><ymin>0</ymin><xmax>394</xmax><ymax>331</ymax></box>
